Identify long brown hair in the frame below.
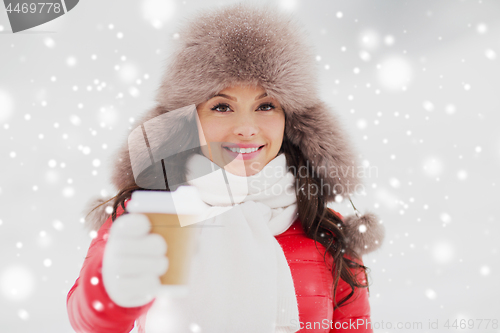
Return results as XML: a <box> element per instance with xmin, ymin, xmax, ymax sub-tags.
<box><xmin>89</xmin><ymin>112</ymin><xmax>370</xmax><ymax>311</ymax></box>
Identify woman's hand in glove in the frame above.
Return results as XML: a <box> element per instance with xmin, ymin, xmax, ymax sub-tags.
<box><xmin>102</xmin><ymin>213</ymin><xmax>169</xmax><ymax>307</ymax></box>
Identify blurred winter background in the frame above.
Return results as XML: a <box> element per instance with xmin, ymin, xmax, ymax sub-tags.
<box><xmin>0</xmin><ymin>0</ymin><xmax>499</xmax><ymax>332</ymax></box>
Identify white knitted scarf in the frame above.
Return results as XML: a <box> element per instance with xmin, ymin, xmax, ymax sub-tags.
<box><xmin>179</xmin><ymin>152</ymin><xmax>300</xmax><ymax>333</ymax></box>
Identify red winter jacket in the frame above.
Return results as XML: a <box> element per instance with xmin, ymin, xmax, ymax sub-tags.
<box><xmin>67</xmin><ymin>199</ymin><xmax>373</xmax><ymax>333</ymax></box>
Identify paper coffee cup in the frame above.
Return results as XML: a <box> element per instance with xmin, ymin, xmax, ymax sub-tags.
<box><xmin>126</xmin><ymin>186</ymin><xmax>207</xmax><ymax>296</ymax></box>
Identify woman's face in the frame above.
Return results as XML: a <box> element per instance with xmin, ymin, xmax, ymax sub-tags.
<box><xmin>196</xmin><ymin>84</ymin><xmax>285</xmax><ymax>176</ymax></box>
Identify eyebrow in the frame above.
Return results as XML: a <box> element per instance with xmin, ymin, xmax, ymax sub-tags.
<box><xmin>209</xmin><ymin>92</ymin><xmax>268</xmax><ymax>102</ymax></box>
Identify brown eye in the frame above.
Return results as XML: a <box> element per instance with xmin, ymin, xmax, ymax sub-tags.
<box><xmin>210</xmin><ymin>103</ymin><xmax>232</xmax><ymax>113</ymax></box>
<box><xmin>258</xmin><ymin>103</ymin><xmax>276</xmax><ymax>111</ymax></box>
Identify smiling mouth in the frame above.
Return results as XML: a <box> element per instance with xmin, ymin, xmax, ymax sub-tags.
<box><xmin>222</xmin><ymin>145</ymin><xmax>265</xmax><ymax>154</ymax></box>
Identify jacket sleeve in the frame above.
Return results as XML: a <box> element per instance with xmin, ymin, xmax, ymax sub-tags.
<box><xmin>66</xmin><ymin>201</ymin><xmax>155</xmax><ymax>333</ymax></box>
<box><xmin>329</xmin><ymin>210</ymin><xmax>373</xmax><ymax>333</ymax></box>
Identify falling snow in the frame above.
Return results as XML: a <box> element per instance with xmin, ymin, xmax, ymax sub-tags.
<box><xmin>1</xmin><ymin>1</ymin><xmax>499</xmax><ymax>332</ymax></box>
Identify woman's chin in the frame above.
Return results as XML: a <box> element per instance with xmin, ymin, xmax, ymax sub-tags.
<box><xmin>224</xmin><ymin>159</ymin><xmax>263</xmax><ymax>177</ymax></box>
<box><xmin>203</xmin><ymin>147</ymin><xmax>268</xmax><ymax>176</ymax></box>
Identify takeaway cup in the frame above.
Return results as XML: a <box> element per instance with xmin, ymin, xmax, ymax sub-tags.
<box><xmin>126</xmin><ymin>186</ymin><xmax>207</xmax><ymax>296</ymax></box>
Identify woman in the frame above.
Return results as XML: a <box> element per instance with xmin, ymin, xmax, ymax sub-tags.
<box><xmin>67</xmin><ymin>3</ymin><xmax>384</xmax><ymax>333</ymax></box>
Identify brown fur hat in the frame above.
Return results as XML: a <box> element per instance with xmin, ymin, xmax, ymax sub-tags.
<box><xmin>83</xmin><ymin>2</ymin><xmax>384</xmax><ymax>255</ymax></box>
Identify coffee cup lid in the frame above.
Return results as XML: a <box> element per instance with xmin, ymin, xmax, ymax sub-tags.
<box><xmin>126</xmin><ymin>186</ymin><xmax>208</xmax><ymax>215</ymax></box>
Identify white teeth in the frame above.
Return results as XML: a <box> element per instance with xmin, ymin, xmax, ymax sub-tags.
<box><xmin>226</xmin><ymin>146</ymin><xmax>261</xmax><ymax>153</ymax></box>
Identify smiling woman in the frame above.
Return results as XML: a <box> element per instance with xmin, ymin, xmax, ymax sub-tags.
<box><xmin>70</xmin><ymin>3</ymin><xmax>385</xmax><ymax>333</ymax></box>
<box><xmin>196</xmin><ymin>84</ymin><xmax>286</xmax><ymax>176</ymax></box>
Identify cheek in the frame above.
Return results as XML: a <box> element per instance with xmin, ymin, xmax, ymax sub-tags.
<box><xmin>262</xmin><ymin>115</ymin><xmax>285</xmax><ymax>144</ymax></box>
<box><xmin>197</xmin><ymin>115</ymin><xmax>225</xmax><ymax>144</ymax></box>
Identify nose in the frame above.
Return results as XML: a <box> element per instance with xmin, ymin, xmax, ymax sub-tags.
<box><xmin>233</xmin><ymin>112</ymin><xmax>259</xmax><ymax>138</ymax></box>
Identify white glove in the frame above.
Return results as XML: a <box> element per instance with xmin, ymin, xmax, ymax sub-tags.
<box><xmin>102</xmin><ymin>213</ymin><xmax>169</xmax><ymax>307</ymax></box>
